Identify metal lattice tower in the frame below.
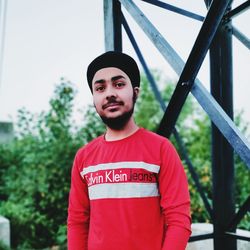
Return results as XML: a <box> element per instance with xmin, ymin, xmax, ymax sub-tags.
<box><xmin>104</xmin><ymin>0</ymin><xmax>250</xmax><ymax>249</ymax></box>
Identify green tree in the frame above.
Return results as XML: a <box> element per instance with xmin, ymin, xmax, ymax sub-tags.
<box><xmin>0</xmin><ymin>79</ymin><xmax>82</xmax><ymax>248</ymax></box>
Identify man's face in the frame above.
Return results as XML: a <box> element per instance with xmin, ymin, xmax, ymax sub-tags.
<box><xmin>92</xmin><ymin>67</ymin><xmax>139</xmax><ymax>129</ymax></box>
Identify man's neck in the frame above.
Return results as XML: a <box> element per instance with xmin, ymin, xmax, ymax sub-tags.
<box><xmin>105</xmin><ymin>118</ymin><xmax>139</xmax><ymax>141</ymax></box>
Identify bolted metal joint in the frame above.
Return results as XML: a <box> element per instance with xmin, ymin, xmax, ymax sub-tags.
<box><xmin>181</xmin><ymin>81</ymin><xmax>191</xmax><ymax>87</ymax></box>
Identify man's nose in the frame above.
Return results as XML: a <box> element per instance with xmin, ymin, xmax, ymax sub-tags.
<box><xmin>105</xmin><ymin>85</ymin><xmax>117</xmax><ymax>99</ymax></box>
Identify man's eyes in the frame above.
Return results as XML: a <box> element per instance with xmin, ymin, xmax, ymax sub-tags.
<box><xmin>115</xmin><ymin>82</ymin><xmax>125</xmax><ymax>88</ymax></box>
<box><xmin>95</xmin><ymin>82</ymin><xmax>125</xmax><ymax>92</ymax></box>
<box><xmin>95</xmin><ymin>86</ymin><xmax>105</xmax><ymax>92</ymax></box>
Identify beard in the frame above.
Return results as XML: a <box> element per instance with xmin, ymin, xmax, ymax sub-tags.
<box><xmin>97</xmin><ymin>91</ymin><xmax>137</xmax><ymax>131</ymax></box>
<box><xmin>100</xmin><ymin>106</ymin><xmax>134</xmax><ymax>130</ymax></box>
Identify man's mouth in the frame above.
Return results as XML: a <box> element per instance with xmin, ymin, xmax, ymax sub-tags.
<box><xmin>102</xmin><ymin>101</ymin><xmax>123</xmax><ymax>110</ymax></box>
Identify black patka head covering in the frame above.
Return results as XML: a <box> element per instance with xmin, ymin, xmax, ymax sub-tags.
<box><xmin>87</xmin><ymin>51</ymin><xmax>140</xmax><ymax>92</ymax></box>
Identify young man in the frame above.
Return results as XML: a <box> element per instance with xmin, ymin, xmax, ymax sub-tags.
<box><xmin>67</xmin><ymin>51</ymin><xmax>191</xmax><ymax>250</ymax></box>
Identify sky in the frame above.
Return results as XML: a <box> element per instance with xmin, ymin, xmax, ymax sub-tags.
<box><xmin>0</xmin><ymin>0</ymin><xmax>249</xmax><ymax>126</ymax></box>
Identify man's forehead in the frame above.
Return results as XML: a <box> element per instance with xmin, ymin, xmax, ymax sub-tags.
<box><xmin>92</xmin><ymin>67</ymin><xmax>130</xmax><ymax>83</ymax></box>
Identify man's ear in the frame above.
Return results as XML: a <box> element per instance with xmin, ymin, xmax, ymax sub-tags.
<box><xmin>134</xmin><ymin>87</ymin><xmax>140</xmax><ymax>99</ymax></box>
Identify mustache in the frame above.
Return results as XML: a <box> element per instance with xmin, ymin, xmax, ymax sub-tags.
<box><xmin>102</xmin><ymin>99</ymin><xmax>124</xmax><ymax>110</ymax></box>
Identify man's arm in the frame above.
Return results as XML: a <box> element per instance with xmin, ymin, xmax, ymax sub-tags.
<box><xmin>67</xmin><ymin>152</ymin><xmax>90</xmax><ymax>250</ymax></box>
<box><xmin>159</xmin><ymin>140</ymin><xmax>191</xmax><ymax>250</ymax></box>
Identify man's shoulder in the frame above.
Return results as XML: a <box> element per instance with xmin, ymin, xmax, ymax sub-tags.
<box><xmin>140</xmin><ymin>128</ymin><xmax>168</xmax><ymax>143</ymax></box>
<box><xmin>140</xmin><ymin>128</ymin><xmax>173</xmax><ymax>152</ymax></box>
<box><xmin>76</xmin><ymin>135</ymin><xmax>104</xmax><ymax>157</ymax></box>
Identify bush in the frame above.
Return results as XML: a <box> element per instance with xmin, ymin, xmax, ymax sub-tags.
<box><xmin>0</xmin><ymin>241</ymin><xmax>10</xmax><ymax>250</ymax></box>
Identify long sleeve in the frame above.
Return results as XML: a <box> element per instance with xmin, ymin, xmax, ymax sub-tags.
<box><xmin>159</xmin><ymin>140</ymin><xmax>192</xmax><ymax>250</ymax></box>
<box><xmin>67</xmin><ymin>152</ymin><xmax>90</xmax><ymax>250</ymax></box>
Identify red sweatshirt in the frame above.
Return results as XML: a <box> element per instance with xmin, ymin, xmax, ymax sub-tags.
<box><xmin>67</xmin><ymin>128</ymin><xmax>191</xmax><ymax>250</ymax></box>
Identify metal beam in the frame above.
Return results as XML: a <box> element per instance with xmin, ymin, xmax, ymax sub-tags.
<box><xmin>119</xmin><ymin>0</ymin><xmax>250</xmax><ymax>170</ymax></box>
<box><xmin>104</xmin><ymin>0</ymin><xmax>122</xmax><ymax>51</ymax></box>
<box><xmin>157</xmin><ymin>0</ymin><xmax>231</xmax><ymax>137</ymax></box>
<box><xmin>189</xmin><ymin>233</ymin><xmax>214</xmax><ymax>242</ymax></box>
<box><xmin>209</xmin><ymin>6</ymin><xmax>236</xmax><ymax>247</ymax></box>
<box><xmin>225</xmin><ymin>232</ymin><xmax>250</xmax><ymax>242</ymax></box>
<box><xmin>141</xmin><ymin>0</ymin><xmax>204</xmax><ymax>21</ymax></box>
<box><xmin>224</xmin><ymin>0</ymin><xmax>250</xmax><ymax>20</ymax></box>
<box><xmin>232</xmin><ymin>26</ymin><xmax>250</xmax><ymax>50</ymax></box>
<box><xmin>122</xmin><ymin>14</ymin><xmax>214</xmax><ymax>220</ymax></box>
<box><xmin>226</xmin><ymin>196</ymin><xmax>250</xmax><ymax>231</ymax></box>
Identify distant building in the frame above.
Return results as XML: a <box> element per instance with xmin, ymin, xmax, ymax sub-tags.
<box><xmin>0</xmin><ymin>121</ymin><xmax>14</xmax><ymax>143</ymax></box>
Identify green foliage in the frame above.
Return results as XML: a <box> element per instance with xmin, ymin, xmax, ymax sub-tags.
<box><xmin>0</xmin><ymin>73</ymin><xmax>249</xmax><ymax>249</ymax></box>
<box><xmin>134</xmin><ymin>73</ymin><xmax>163</xmax><ymax>131</ymax></box>
<box><xmin>180</xmin><ymin>113</ymin><xmax>212</xmax><ymax>223</ymax></box>
<box><xmin>0</xmin><ymin>79</ymin><xmax>100</xmax><ymax>249</ymax></box>
<box><xmin>233</xmin><ymin>112</ymin><xmax>250</xmax><ymax>230</ymax></box>
<box><xmin>0</xmin><ymin>241</ymin><xmax>10</xmax><ymax>250</ymax></box>
<box><xmin>77</xmin><ymin>105</ymin><xmax>105</xmax><ymax>143</ymax></box>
